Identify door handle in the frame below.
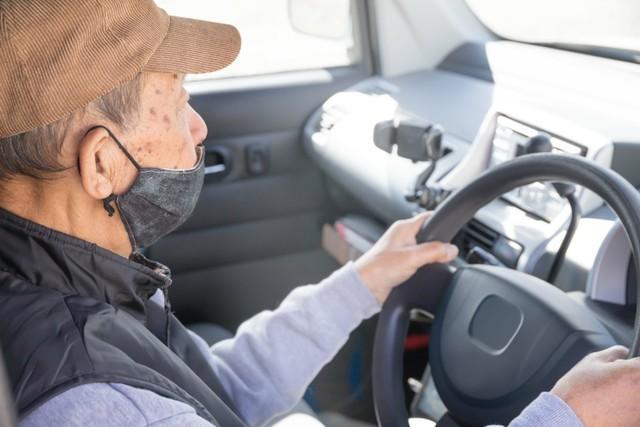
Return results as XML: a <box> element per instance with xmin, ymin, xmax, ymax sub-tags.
<box><xmin>205</xmin><ymin>163</ymin><xmax>226</xmax><ymax>175</ymax></box>
<box><xmin>204</xmin><ymin>145</ymin><xmax>232</xmax><ymax>181</ymax></box>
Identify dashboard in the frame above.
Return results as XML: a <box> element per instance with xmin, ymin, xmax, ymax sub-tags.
<box><xmin>302</xmin><ymin>39</ymin><xmax>640</xmax><ymax>423</ymax></box>
<box><xmin>303</xmin><ymin>41</ymin><xmax>640</xmax><ymax>318</ymax></box>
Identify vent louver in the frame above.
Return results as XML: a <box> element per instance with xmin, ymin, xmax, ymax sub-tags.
<box><xmin>317</xmin><ymin>104</ymin><xmax>349</xmax><ymax>134</ymax></box>
<box><xmin>362</xmin><ymin>84</ymin><xmax>389</xmax><ymax>96</ymax></box>
<box><xmin>455</xmin><ymin>219</ymin><xmax>500</xmax><ymax>256</ymax></box>
<box><xmin>317</xmin><ymin>84</ymin><xmax>390</xmax><ymax>134</ymax></box>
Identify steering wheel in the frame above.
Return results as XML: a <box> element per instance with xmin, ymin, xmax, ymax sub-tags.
<box><xmin>373</xmin><ymin>153</ymin><xmax>640</xmax><ymax>426</ymax></box>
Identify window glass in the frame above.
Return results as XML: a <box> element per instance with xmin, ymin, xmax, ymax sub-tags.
<box><xmin>155</xmin><ymin>0</ymin><xmax>357</xmax><ymax>80</ymax></box>
<box><xmin>465</xmin><ymin>0</ymin><xmax>640</xmax><ymax>58</ymax></box>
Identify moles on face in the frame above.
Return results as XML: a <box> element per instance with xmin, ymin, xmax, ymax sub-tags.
<box><xmin>110</xmin><ymin>72</ymin><xmax>208</xmax><ymax>192</ymax></box>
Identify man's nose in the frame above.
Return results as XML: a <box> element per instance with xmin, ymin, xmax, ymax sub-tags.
<box><xmin>188</xmin><ymin>104</ymin><xmax>208</xmax><ymax>146</ymax></box>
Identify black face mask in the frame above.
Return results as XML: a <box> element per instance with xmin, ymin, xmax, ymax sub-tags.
<box><xmin>88</xmin><ymin>125</ymin><xmax>205</xmax><ymax>250</ymax></box>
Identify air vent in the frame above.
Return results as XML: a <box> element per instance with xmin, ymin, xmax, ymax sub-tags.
<box><xmin>316</xmin><ymin>84</ymin><xmax>391</xmax><ymax>134</ymax></box>
<box><xmin>362</xmin><ymin>84</ymin><xmax>389</xmax><ymax>96</ymax></box>
<box><xmin>454</xmin><ymin>219</ymin><xmax>523</xmax><ymax>268</ymax></box>
<box><xmin>317</xmin><ymin>104</ymin><xmax>349</xmax><ymax>134</ymax></box>
<box><xmin>455</xmin><ymin>219</ymin><xmax>499</xmax><ymax>256</ymax></box>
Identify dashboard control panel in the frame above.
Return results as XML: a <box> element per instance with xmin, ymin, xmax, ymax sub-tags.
<box><xmin>491</xmin><ymin>115</ymin><xmax>588</xmax><ymax>221</ymax></box>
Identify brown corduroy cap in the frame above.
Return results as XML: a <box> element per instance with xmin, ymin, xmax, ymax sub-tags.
<box><xmin>0</xmin><ymin>0</ymin><xmax>241</xmax><ymax>138</ymax></box>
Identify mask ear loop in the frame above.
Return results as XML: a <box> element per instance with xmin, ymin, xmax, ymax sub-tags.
<box><xmin>102</xmin><ymin>194</ymin><xmax>117</xmax><ymax>217</ymax></box>
<box><xmin>84</xmin><ymin>125</ymin><xmax>142</xmax><ymax>217</ymax></box>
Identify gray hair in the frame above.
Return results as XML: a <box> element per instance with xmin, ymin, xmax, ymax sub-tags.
<box><xmin>0</xmin><ymin>73</ymin><xmax>146</xmax><ymax>182</ymax></box>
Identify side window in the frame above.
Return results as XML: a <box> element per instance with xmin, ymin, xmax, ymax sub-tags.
<box><xmin>155</xmin><ymin>0</ymin><xmax>358</xmax><ymax>80</ymax></box>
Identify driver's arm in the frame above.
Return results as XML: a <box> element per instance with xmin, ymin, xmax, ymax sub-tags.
<box><xmin>190</xmin><ymin>213</ymin><xmax>457</xmax><ymax>426</ymax></box>
<box><xmin>491</xmin><ymin>392</ymin><xmax>582</xmax><ymax>427</ymax></box>
<box><xmin>195</xmin><ymin>262</ymin><xmax>379</xmax><ymax>426</ymax></box>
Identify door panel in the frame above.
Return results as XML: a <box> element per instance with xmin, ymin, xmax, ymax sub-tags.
<box><xmin>170</xmin><ymin>130</ymin><xmax>328</xmax><ymax>232</ymax></box>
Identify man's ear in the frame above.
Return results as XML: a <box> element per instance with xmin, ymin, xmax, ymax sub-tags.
<box><xmin>78</xmin><ymin>127</ymin><xmax>119</xmax><ymax>200</ymax></box>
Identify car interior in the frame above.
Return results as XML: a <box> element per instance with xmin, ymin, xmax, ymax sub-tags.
<box><xmin>3</xmin><ymin>0</ymin><xmax>640</xmax><ymax>426</ymax></box>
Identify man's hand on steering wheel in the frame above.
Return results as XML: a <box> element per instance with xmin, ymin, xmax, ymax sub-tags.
<box><xmin>552</xmin><ymin>345</ymin><xmax>640</xmax><ymax>427</ymax></box>
<box><xmin>354</xmin><ymin>212</ymin><xmax>458</xmax><ymax>305</ymax></box>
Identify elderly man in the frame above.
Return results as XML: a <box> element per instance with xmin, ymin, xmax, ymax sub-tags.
<box><xmin>0</xmin><ymin>1</ymin><xmax>639</xmax><ymax>426</ymax></box>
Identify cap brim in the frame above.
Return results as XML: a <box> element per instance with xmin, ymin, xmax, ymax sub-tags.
<box><xmin>144</xmin><ymin>16</ymin><xmax>241</xmax><ymax>74</ymax></box>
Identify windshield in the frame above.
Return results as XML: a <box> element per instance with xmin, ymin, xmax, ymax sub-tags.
<box><xmin>465</xmin><ymin>0</ymin><xmax>640</xmax><ymax>61</ymax></box>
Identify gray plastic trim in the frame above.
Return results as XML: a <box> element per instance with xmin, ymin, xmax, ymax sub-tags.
<box><xmin>587</xmin><ymin>221</ymin><xmax>632</xmax><ymax>305</ymax></box>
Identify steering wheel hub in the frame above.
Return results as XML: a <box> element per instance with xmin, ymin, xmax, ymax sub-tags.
<box><xmin>431</xmin><ymin>265</ymin><xmax>613</xmax><ymax>425</ymax></box>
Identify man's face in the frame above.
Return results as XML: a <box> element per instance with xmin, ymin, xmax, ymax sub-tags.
<box><xmin>112</xmin><ymin>72</ymin><xmax>207</xmax><ymax>191</ymax></box>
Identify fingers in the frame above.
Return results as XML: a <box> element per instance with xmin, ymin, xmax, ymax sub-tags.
<box><xmin>589</xmin><ymin>345</ymin><xmax>629</xmax><ymax>362</ymax></box>
<box><xmin>387</xmin><ymin>212</ymin><xmax>433</xmax><ymax>244</ymax></box>
<box><xmin>407</xmin><ymin>241</ymin><xmax>459</xmax><ymax>268</ymax></box>
<box><xmin>602</xmin><ymin>345</ymin><xmax>629</xmax><ymax>361</ymax></box>
<box><xmin>405</xmin><ymin>211</ymin><xmax>433</xmax><ymax>235</ymax></box>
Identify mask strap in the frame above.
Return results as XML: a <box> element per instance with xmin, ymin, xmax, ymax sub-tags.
<box><xmin>102</xmin><ymin>194</ymin><xmax>117</xmax><ymax>217</ymax></box>
<box><xmin>85</xmin><ymin>125</ymin><xmax>142</xmax><ymax>170</ymax></box>
<box><xmin>85</xmin><ymin>125</ymin><xmax>141</xmax><ymax>216</ymax></box>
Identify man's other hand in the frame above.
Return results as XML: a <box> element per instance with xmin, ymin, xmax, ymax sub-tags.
<box><xmin>551</xmin><ymin>345</ymin><xmax>640</xmax><ymax>426</ymax></box>
<box><xmin>354</xmin><ymin>212</ymin><xmax>458</xmax><ymax>305</ymax></box>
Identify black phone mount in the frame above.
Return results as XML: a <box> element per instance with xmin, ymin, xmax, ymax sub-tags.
<box><xmin>374</xmin><ymin>119</ymin><xmax>449</xmax><ymax>210</ymax></box>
